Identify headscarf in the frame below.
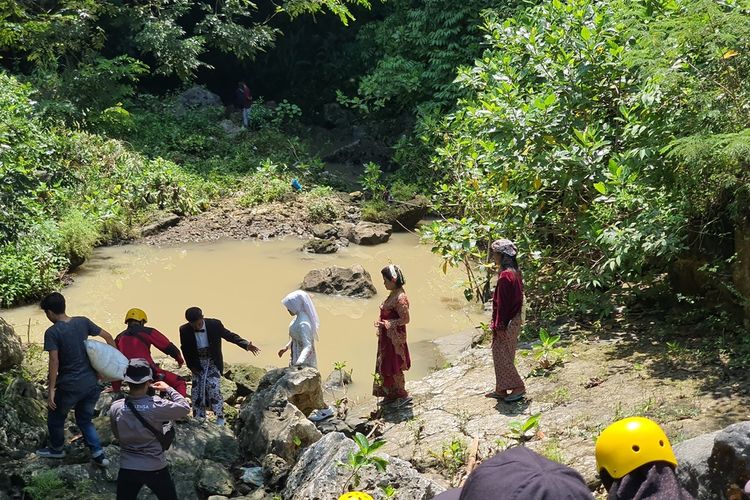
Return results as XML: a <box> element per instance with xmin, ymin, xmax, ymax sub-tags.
<box><xmin>382</xmin><ymin>264</ymin><xmax>406</xmax><ymax>287</ymax></box>
<box><xmin>282</xmin><ymin>290</ymin><xmax>320</xmax><ymax>339</ymax></box>
<box><xmin>490</xmin><ymin>238</ymin><xmax>517</xmax><ymax>257</ymax></box>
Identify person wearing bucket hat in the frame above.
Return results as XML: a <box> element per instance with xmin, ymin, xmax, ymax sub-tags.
<box><xmin>595</xmin><ymin>416</ymin><xmax>694</xmax><ymax>499</ymax></box>
<box><xmin>433</xmin><ymin>446</ymin><xmax>594</xmax><ymax>499</ymax></box>
<box><xmin>109</xmin><ymin>359</ymin><xmax>190</xmax><ymax>500</ymax></box>
<box><xmin>485</xmin><ymin>238</ymin><xmax>526</xmax><ymax>403</ymax></box>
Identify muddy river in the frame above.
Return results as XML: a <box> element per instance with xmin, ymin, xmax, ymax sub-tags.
<box><xmin>1</xmin><ymin>234</ymin><xmax>484</xmax><ymax>402</ymax></box>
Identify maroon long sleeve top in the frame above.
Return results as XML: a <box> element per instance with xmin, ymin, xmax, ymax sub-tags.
<box><xmin>491</xmin><ymin>269</ymin><xmax>524</xmax><ymax>331</ymax></box>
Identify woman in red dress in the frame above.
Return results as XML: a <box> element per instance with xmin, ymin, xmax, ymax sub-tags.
<box><xmin>373</xmin><ymin>264</ymin><xmax>412</xmax><ymax>406</ymax></box>
<box><xmin>485</xmin><ymin>238</ymin><xmax>526</xmax><ymax>402</ymax></box>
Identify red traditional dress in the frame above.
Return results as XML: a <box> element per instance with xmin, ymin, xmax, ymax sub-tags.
<box><xmin>490</xmin><ymin>268</ymin><xmax>525</xmax><ymax>394</ymax></box>
<box><xmin>373</xmin><ymin>291</ymin><xmax>411</xmax><ymax>401</ymax></box>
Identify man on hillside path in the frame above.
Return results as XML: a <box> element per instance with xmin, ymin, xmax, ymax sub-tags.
<box><xmin>235</xmin><ymin>81</ymin><xmax>252</xmax><ymax>128</ymax></box>
<box><xmin>36</xmin><ymin>292</ymin><xmax>116</xmax><ymax>466</ymax></box>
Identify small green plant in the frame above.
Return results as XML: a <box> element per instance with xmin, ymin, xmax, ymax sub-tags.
<box><xmin>304</xmin><ymin>187</ymin><xmax>342</xmax><ymax>223</ymax></box>
<box><xmin>542</xmin><ymin>386</ymin><xmax>571</xmax><ymax>406</ymax></box>
<box><xmin>524</xmin><ymin>328</ymin><xmax>566</xmax><ymax>371</ymax></box>
<box><xmin>381</xmin><ymin>484</ymin><xmax>398</xmax><ymax>498</ymax></box>
<box><xmin>24</xmin><ymin>471</ymin><xmax>66</xmax><ymax>500</ymax></box>
<box><xmin>408</xmin><ymin>417</ymin><xmax>425</xmax><ymax>445</ymax></box>
<box><xmin>360</xmin><ymin>162</ymin><xmax>385</xmax><ymax>199</ymax></box>
<box><xmin>339</xmin><ymin>432</ymin><xmax>388</xmax><ymax>493</ymax></box>
<box><xmin>506</xmin><ymin>413</ymin><xmax>541</xmax><ymax>445</ymax></box>
<box><xmin>430</xmin><ymin>438</ymin><xmax>467</xmax><ymax>484</ymax></box>
<box><xmin>538</xmin><ymin>438</ymin><xmax>564</xmax><ymax>463</ymax></box>
<box><xmin>293</xmin><ymin>436</ymin><xmax>302</xmax><ymax>447</ymax></box>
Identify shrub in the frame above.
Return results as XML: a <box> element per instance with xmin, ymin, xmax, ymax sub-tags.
<box><xmin>56</xmin><ymin>209</ymin><xmax>99</xmax><ymax>264</ymax></box>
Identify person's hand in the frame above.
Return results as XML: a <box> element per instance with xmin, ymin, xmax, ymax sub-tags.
<box><xmin>47</xmin><ymin>388</ymin><xmax>56</xmax><ymax>410</ymax></box>
<box><xmin>151</xmin><ymin>381</ymin><xmax>170</xmax><ymax>392</ymax></box>
<box><xmin>246</xmin><ymin>343</ymin><xmax>260</xmax><ymax>355</ymax></box>
<box><xmin>176</xmin><ymin>357</ymin><xmax>185</xmax><ymax>368</ymax></box>
<box><xmin>277</xmin><ymin>347</ymin><xmax>287</xmax><ymax>358</ymax></box>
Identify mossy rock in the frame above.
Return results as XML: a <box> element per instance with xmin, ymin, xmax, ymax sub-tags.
<box><xmin>223</xmin><ymin>364</ymin><xmax>266</xmax><ymax>397</ymax></box>
<box><xmin>361</xmin><ymin>196</ymin><xmax>429</xmax><ymax>231</ymax></box>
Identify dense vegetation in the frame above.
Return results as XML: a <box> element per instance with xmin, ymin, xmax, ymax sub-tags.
<box><xmin>1</xmin><ymin>0</ymin><xmax>749</xmax><ymax>331</ymax></box>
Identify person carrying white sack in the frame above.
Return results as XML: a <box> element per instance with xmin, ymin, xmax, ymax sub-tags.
<box><xmin>278</xmin><ymin>290</ymin><xmax>320</xmax><ymax>369</ymax></box>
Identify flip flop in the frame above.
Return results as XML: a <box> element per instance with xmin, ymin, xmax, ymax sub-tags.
<box><xmin>503</xmin><ymin>392</ymin><xmax>526</xmax><ymax>403</ymax></box>
<box><xmin>484</xmin><ymin>392</ymin><xmax>504</xmax><ymax>399</ymax></box>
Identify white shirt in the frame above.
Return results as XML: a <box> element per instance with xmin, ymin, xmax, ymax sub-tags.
<box><xmin>285</xmin><ymin>313</ymin><xmax>317</xmax><ymax>368</ymax></box>
<box><xmin>194</xmin><ymin>326</ymin><xmax>209</xmax><ymax>349</ymax></box>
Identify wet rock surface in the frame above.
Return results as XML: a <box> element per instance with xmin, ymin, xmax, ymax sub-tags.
<box><xmin>301</xmin><ymin>265</ymin><xmax>378</xmax><ymax>298</ymax></box>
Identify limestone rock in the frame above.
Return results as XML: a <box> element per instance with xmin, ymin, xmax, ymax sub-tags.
<box><xmin>224</xmin><ymin>364</ymin><xmax>267</xmax><ymax>397</ymax></box>
<box><xmin>301</xmin><ymin>265</ymin><xmax>377</xmax><ymax>298</ymax></box>
<box><xmin>261</xmin><ymin>453</ymin><xmax>290</xmax><ymax>489</ymax></box>
<box><xmin>221</xmin><ymin>376</ymin><xmax>238</xmax><ymax>405</ymax></box>
<box><xmin>283</xmin><ymin>432</ymin><xmax>445</xmax><ymax>500</ymax></box>
<box><xmin>324</xmin><ymin>368</ymin><xmax>353</xmax><ymax>391</ymax></box>
<box><xmin>219</xmin><ymin>119</ymin><xmax>243</xmax><ymax>137</ymax></box>
<box><xmin>0</xmin><ymin>318</ymin><xmax>23</xmax><ymax>372</ymax></box>
<box><xmin>237</xmin><ymin>367</ymin><xmax>324</xmax><ymax>463</ymax></box>
<box><xmin>707</xmin><ymin>422</ymin><xmax>750</xmax><ymax>497</ymax></box>
<box><xmin>140</xmin><ymin>214</ymin><xmax>181</xmax><ymax>237</ymax></box>
<box><xmin>0</xmin><ymin>395</ymin><xmax>47</xmax><ymax>454</ymax></box>
<box><xmin>349</xmin><ymin>222</ymin><xmax>392</xmax><ymax>245</ymax></box>
<box><xmin>198</xmin><ymin>460</ymin><xmax>235</xmax><ymax>497</ymax></box>
<box><xmin>311</xmin><ymin>223</ymin><xmax>338</xmax><ymax>239</ymax></box>
<box><xmin>169</xmin><ymin>419</ymin><xmax>239</xmax><ymax>465</ymax></box>
<box><xmin>93</xmin><ymin>415</ymin><xmax>115</xmax><ymax>446</ymax></box>
<box><xmin>361</xmin><ymin>196</ymin><xmax>430</xmax><ymax>232</ymax></box>
<box><xmin>674</xmin><ymin>431</ymin><xmax>720</xmax><ymax>500</ymax></box>
<box><xmin>174</xmin><ymin>86</ymin><xmax>222</xmax><ymax>116</ymax></box>
<box><xmin>302</xmin><ymin>239</ymin><xmax>338</xmax><ymax>254</ymax></box>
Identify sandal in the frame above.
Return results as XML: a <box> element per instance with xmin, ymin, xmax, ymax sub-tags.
<box><xmin>395</xmin><ymin>396</ymin><xmax>413</xmax><ymax>408</ymax></box>
<box><xmin>484</xmin><ymin>392</ymin><xmax>504</xmax><ymax>399</ymax></box>
<box><xmin>503</xmin><ymin>391</ymin><xmax>526</xmax><ymax>403</ymax></box>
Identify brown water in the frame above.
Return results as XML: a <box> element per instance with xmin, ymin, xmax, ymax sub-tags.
<box><xmin>1</xmin><ymin>234</ymin><xmax>484</xmax><ymax>402</ymax></box>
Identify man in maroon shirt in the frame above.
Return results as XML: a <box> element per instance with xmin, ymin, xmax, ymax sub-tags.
<box><xmin>112</xmin><ymin>308</ymin><xmax>187</xmax><ymax>396</ymax></box>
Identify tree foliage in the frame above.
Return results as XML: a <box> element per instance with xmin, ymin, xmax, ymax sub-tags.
<box><xmin>0</xmin><ymin>0</ymin><xmax>371</xmax><ymax>122</ymax></box>
<box><xmin>422</xmin><ymin>0</ymin><xmax>750</xmax><ymax>317</ymax></box>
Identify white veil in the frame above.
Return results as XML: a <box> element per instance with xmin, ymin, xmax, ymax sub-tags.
<box><xmin>281</xmin><ymin>290</ymin><xmax>320</xmax><ymax>339</ymax></box>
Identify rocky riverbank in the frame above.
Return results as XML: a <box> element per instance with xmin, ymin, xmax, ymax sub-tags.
<box><xmin>2</xmin><ymin>310</ymin><xmax>750</xmax><ymax>499</ymax></box>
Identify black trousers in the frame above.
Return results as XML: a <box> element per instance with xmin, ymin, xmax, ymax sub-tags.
<box><xmin>116</xmin><ymin>467</ymin><xmax>178</xmax><ymax>500</ymax></box>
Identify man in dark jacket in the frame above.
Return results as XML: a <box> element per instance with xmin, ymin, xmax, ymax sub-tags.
<box><xmin>234</xmin><ymin>81</ymin><xmax>252</xmax><ymax>128</ymax></box>
<box><xmin>179</xmin><ymin>307</ymin><xmax>259</xmax><ymax>425</ymax></box>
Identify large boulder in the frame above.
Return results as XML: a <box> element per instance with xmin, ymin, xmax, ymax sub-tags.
<box><xmin>0</xmin><ymin>388</ymin><xmax>47</xmax><ymax>455</ymax></box>
<box><xmin>349</xmin><ymin>222</ymin><xmax>392</xmax><ymax>245</ymax></box>
<box><xmin>224</xmin><ymin>364</ymin><xmax>267</xmax><ymax>397</ymax></box>
<box><xmin>283</xmin><ymin>432</ymin><xmax>445</xmax><ymax>500</ymax></box>
<box><xmin>169</xmin><ymin>419</ymin><xmax>239</xmax><ymax>465</ymax></box>
<box><xmin>0</xmin><ymin>318</ymin><xmax>23</xmax><ymax>371</ymax></box>
<box><xmin>674</xmin><ymin>431</ymin><xmax>721</xmax><ymax>500</ymax></box>
<box><xmin>361</xmin><ymin>197</ymin><xmax>430</xmax><ymax>232</ymax></box>
<box><xmin>302</xmin><ymin>239</ymin><xmax>338</xmax><ymax>254</ymax></box>
<box><xmin>236</xmin><ymin>367</ymin><xmax>324</xmax><ymax>464</ymax></box>
<box><xmin>174</xmin><ymin>86</ymin><xmax>223</xmax><ymax>116</ymax></box>
<box><xmin>197</xmin><ymin>460</ymin><xmax>235</xmax><ymax>497</ymax></box>
<box><xmin>311</xmin><ymin>223</ymin><xmax>338</xmax><ymax>239</ymax></box>
<box><xmin>301</xmin><ymin>265</ymin><xmax>377</xmax><ymax>298</ymax></box>
<box><xmin>674</xmin><ymin>422</ymin><xmax>750</xmax><ymax>499</ymax></box>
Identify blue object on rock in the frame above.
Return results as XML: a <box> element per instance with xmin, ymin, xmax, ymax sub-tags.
<box><xmin>291</xmin><ymin>178</ymin><xmax>302</xmax><ymax>191</ymax></box>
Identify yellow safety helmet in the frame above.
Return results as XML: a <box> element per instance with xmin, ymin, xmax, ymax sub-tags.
<box><xmin>124</xmin><ymin>308</ymin><xmax>148</xmax><ymax>324</ymax></box>
<box><xmin>338</xmin><ymin>493</ymin><xmax>374</xmax><ymax>500</ymax></box>
<box><xmin>595</xmin><ymin>416</ymin><xmax>677</xmax><ymax>479</ymax></box>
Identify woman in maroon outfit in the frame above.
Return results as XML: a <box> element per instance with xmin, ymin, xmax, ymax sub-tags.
<box><xmin>373</xmin><ymin>264</ymin><xmax>412</xmax><ymax>406</ymax></box>
<box><xmin>485</xmin><ymin>238</ymin><xmax>526</xmax><ymax>402</ymax></box>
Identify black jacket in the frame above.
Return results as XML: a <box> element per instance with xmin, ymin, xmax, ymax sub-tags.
<box><xmin>179</xmin><ymin>318</ymin><xmax>249</xmax><ymax>375</ymax></box>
